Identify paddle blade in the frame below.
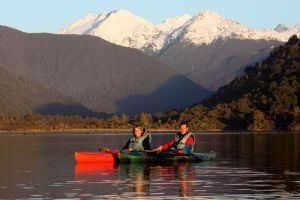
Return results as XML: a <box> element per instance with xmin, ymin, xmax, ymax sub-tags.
<box><xmin>98</xmin><ymin>147</ymin><xmax>119</xmax><ymax>154</ymax></box>
<box><xmin>99</xmin><ymin>147</ymin><xmax>110</xmax><ymax>152</ymax></box>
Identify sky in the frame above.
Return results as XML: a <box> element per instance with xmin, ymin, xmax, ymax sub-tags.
<box><xmin>1</xmin><ymin>0</ymin><xmax>300</xmax><ymax>33</ymax></box>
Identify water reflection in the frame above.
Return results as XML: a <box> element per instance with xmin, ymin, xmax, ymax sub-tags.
<box><xmin>0</xmin><ymin>132</ymin><xmax>299</xmax><ymax>199</ymax></box>
<box><xmin>74</xmin><ymin>160</ymin><xmax>300</xmax><ymax>199</ymax></box>
<box><xmin>75</xmin><ymin>162</ymin><xmax>196</xmax><ymax>198</ymax></box>
<box><xmin>156</xmin><ymin>162</ymin><xmax>194</xmax><ymax>197</ymax></box>
<box><xmin>119</xmin><ymin>163</ymin><xmax>150</xmax><ymax>198</ymax></box>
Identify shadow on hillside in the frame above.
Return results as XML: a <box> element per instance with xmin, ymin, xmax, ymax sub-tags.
<box><xmin>36</xmin><ymin>103</ymin><xmax>108</xmax><ymax>118</ymax></box>
<box><xmin>116</xmin><ymin>75</ymin><xmax>212</xmax><ymax>115</ymax></box>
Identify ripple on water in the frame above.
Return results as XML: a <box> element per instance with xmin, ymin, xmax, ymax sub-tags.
<box><xmin>224</xmin><ymin>183</ymin><xmax>251</xmax><ymax>186</ymax></box>
<box><xmin>30</xmin><ymin>195</ymin><xmax>43</xmax><ymax>197</ymax></box>
<box><xmin>22</xmin><ymin>186</ymin><xmax>34</xmax><ymax>189</ymax></box>
<box><xmin>93</xmin><ymin>194</ymin><xmax>120</xmax><ymax>199</ymax></box>
<box><xmin>284</xmin><ymin>170</ymin><xmax>300</xmax><ymax>176</ymax></box>
<box><xmin>65</xmin><ymin>193</ymin><xmax>77</xmax><ymax>198</ymax></box>
<box><xmin>65</xmin><ymin>180</ymin><xmax>85</xmax><ymax>185</ymax></box>
<box><xmin>16</xmin><ymin>183</ymin><xmax>26</xmax><ymax>187</ymax></box>
<box><xmin>247</xmin><ymin>180</ymin><xmax>283</xmax><ymax>183</ymax></box>
<box><xmin>79</xmin><ymin>193</ymin><xmax>93</xmax><ymax>197</ymax></box>
<box><xmin>49</xmin><ymin>183</ymin><xmax>64</xmax><ymax>187</ymax></box>
<box><xmin>72</xmin><ymin>188</ymin><xmax>82</xmax><ymax>191</ymax></box>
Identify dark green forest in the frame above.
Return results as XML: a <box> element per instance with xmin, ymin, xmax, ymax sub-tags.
<box><xmin>177</xmin><ymin>35</ymin><xmax>299</xmax><ymax>131</ymax></box>
<box><xmin>0</xmin><ymin>35</ymin><xmax>299</xmax><ymax>131</ymax></box>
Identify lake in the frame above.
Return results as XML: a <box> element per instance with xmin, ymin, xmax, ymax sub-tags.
<box><xmin>0</xmin><ymin>132</ymin><xmax>299</xmax><ymax>199</ymax></box>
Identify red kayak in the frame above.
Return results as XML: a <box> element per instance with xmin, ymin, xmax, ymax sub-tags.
<box><xmin>75</xmin><ymin>151</ymin><xmax>116</xmax><ymax>163</ymax></box>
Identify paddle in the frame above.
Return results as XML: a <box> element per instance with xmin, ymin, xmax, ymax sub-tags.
<box><xmin>190</xmin><ymin>153</ymin><xmax>203</xmax><ymax>162</ymax></box>
<box><xmin>143</xmin><ymin>149</ymin><xmax>159</xmax><ymax>153</ymax></box>
<box><xmin>99</xmin><ymin>146</ymin><xmax>155</xmax><ymax>154</ymax></box>
<box><xmin>98</xmin><ymin>147</ymin><xmax>119</xmax><ymax>155</ymax></box>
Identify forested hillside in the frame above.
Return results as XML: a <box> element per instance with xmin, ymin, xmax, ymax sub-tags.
<box><xmin>0</xmin><ymin>25</ymin><xmax>210</xmax><ymax>115</ymax></box>
<box><xmin>0</xmin><ymin>64</ymin><xmax>81</xmax><ymax>115</ymax></box>
<box><xmin>175</xmin><ymin>35</ymin><xmax>299</xmax><ymax>131</ymax></box>
<box><xmin>0</xmin><ymin>35</ymin><xmax>298</xmax><ymax>131</ymax></box>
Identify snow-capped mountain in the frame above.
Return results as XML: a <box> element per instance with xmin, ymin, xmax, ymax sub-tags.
<box><xmin>60</xmin><ymin>13</ymin><xmax>98</xmax><ymax>34</ymax></box>
<box><xmin>155</xmin><ymin>10</ymin><xmax>298</xmax><ymax>90</ymax></box>
<box><xmin>157</xmin><ymin>14</ymin><xmax>192</xmax><ymax>32</ymax></box>
<box><xmin>59</xmin><ymin>10</ymin><xmax>192</xmax><ymax>53</ymax></box>
<box><xmin>59</xmin><ymin>9</ymin><xmax>300</xmax><ymax>53</ymax></box>
<box><xmin>164</xmin><ymin>10</ymin><xmax>296</xmax><ymax>46</ymax></box>
<box><xmin>84</xmin><ymin>10</ymin><xmax>155</xmax><ymax>49</ymax></box>
<box><xmin>59</xmin><ymin>9</ymin><xmax>299</xmax><ymax>91</ymax></box>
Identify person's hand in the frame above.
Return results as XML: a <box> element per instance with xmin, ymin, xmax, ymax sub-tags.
<box><xmin>152</xmin><ymin>146</ymin><xmax>162</xmax><ymax>152</ymax></box>
<box><xmin>128</xmin><ymin>148</ymin><xmax>133</xmax><ymax>152</ymax></box>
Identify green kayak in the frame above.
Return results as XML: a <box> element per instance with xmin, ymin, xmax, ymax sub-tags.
<box><xmin>118</xmin><ymin>151</ymin><xmax>216</xmax><ymax>164</ymax></box>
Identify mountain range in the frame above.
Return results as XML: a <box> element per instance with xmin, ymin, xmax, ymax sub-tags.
<box><xmin>59</xmin><ymin>10</ymin><xmax>300</xmax><ymax>54</ymax></box>
<box><xmin>60</xmin><ymin>10</ymin><xmax>299</xmax><ymax>90</ymax></box>
<box><xmin>1</xmin><ymin>10</ymin><xmax>299</xmax><ymax>117</ymax></box>
<box><xmin>0</xmin><ymin>25</ymin><xmax>210</xmax><ymax>116</ymax></box>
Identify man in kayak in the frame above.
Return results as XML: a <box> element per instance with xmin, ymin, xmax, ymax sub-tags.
<box><xmin>122</xmin><ymin>126</ymin><xmax>151</xmax><ymax>151</ymax></box>
<box><xmin>153</xmin><ymin>121</ymin><xmax>195</xmax><ymax>154</ymax></box>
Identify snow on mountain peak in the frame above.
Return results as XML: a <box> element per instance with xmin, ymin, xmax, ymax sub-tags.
<box><xmin>158</xmin><ymin>14</ymin><xmax>192</xmax><ymax>32</ymax></box>
<box><xmin>165</xmin><ymin>10</ymin><xmax>241</xmax><ymax>45</ymax></box>
<box><xmin>162</xmin><ymin>14</ymin><xmax>192</xmax><ymax>24</ymax></box>
<box><xmin>106</xmin><ymin>9</ymin><xmax>146</xmax><ymax>21</ymax></box>
<box><xmin>274</xmin><ymin>24</ymin><xmax>290</xmax><ymax>32</ymax></box>
<box><xmin>196</xmin><ymin>10</ymin><xmax>224</xmax><ymax>20</ymax></box>
<box><xmin>166</xmin><ymin>9</ymin><xmax>298</xmax><ymax>46</ymax></box>
<box><xmin>59</xmin><ymin>13</ymin><xmax>98</xmax><ymax>34</ymax></box>
<box><xmin>59</xmin><ymin>9</ymin><xmax>300</xmax><ymax>53</ymax></box>
<box><xmin>82</xmin><ymin>9</ymin><xmax>155</xmax><ymax>48</ymax></box>
<box><xmin>111</xmin><ymin>9</ymin><xmax>131</xmax><ymax>14</ymax></box>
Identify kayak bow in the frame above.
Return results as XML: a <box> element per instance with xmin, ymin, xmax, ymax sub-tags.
<box><xmin>75</xmin><ymin>151</ymin><xmax>115</xmax><ymax>163</ymax></box>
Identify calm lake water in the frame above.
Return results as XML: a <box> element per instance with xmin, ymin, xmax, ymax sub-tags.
<box><xmin>0</xmin><ymin>132</ymin><xmax>299</xmax><ymax>199</ymax></box>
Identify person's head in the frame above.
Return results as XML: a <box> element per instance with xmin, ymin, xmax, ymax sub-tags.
<box><xmin>133</xmin><ymin>126</ymin><xmax>144</xmax><ymax>138</ymax></box>
<box><xmin>179</xmin><ymin>121</ymin><xmax>189</xmax><ymax>135</ymax></box>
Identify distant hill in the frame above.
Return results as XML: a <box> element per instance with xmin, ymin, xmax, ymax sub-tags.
<box><xmin>158</xmin><ymin>38</ymin><xmax>282</xmax><ymax>90</ymax></box>
<box><xmin>0</xmin><ymin>25</ymin><xmax>211</xmax><ymax>115</ymax></box>
<box><xmin>0</xmin><ymin>64</ymin><xmax>100</xmax><ymax>116</ymax></box>
<box><xmin>175</xmin><ymin>35</ymin><xmax>300</xmax><ymax>131</ymax></box>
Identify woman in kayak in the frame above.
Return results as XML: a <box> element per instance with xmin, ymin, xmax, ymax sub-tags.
<box><xmin>153</xmin><ymin>121</ymin><xmax>195</xmax><ymax>154</ymax></box>
<box><xmin>122</xmin><ymin>126</ymin><xmax>151</xmax><ymax>151</ymax></box>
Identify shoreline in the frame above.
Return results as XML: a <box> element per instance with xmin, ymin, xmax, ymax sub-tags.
<box><xmin>0</xmin><ymin>128</ymin><xmax>298</xmax><ymax>134</ymax></box>
<box><xmin>0</xmin><ymin>128</ymin><xmax>177</xmax><ymax>134</ymax></box>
